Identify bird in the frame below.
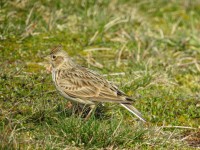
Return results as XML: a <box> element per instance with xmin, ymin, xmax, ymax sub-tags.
<box><xmin>45</xmin><ymin>45</ymin><xmax>146</xmax><ymax>122</ymax></box>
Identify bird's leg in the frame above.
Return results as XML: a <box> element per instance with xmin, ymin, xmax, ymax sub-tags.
<box><xmin>77</xmin><ymin>104</ymin><xmax>87</xmax><ymax>117</ymax></box>
<box><xmin>84</xmin><ymin>104</ymin><xmax>96</xmax><ymax>120</ymax></box>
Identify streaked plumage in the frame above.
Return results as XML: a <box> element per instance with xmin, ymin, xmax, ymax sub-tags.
<box><xmin>47</xmin><ymin>45</ymin><xmax>146</xmax><ymax>122</ymax></box>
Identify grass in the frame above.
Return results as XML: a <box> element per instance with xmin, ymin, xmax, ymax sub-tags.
<box><xmin>0</xmin><ymin>0</ymin><xmax>200</xmax><ymax>149</ymax></box>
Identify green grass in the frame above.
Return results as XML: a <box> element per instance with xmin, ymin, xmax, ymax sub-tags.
<box><xmin>0</xmin><ymin>0</ymin><xmax>200</xmax><ymax>149</ymax></box>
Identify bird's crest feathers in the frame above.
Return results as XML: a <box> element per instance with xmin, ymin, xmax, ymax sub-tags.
<box><xmin>50</xmin><ymin>45</ymin><xmax>63</xmax><ymax>55</ymax></box>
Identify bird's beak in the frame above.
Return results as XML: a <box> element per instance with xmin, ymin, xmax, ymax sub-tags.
<box><xmin>44</xmin><ymin>55</ymin><xmax>51</xmax><ymax>62</ymax></box>
<box><xmin>44</xmin><ymin>56</ymin><xmax>52</xmax><ymax>73</ymax></box>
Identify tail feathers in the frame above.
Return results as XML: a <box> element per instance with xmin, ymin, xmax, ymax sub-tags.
<box><xmin>120</xmin><ymin>103</ymin><xmax>146</xmax><ymax>122</ymax></box>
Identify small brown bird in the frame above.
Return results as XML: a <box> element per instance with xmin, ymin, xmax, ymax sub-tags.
<box><xmin>46</xmin><ymin>45</ymin><xmax>146</xmax><ymax>122</ymax></box>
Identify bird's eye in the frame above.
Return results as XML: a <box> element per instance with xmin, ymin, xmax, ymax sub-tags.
<box><xmin>52</xmin><ymin>55</ymin><xmax>56</xmax><ymax>60</ymax></box>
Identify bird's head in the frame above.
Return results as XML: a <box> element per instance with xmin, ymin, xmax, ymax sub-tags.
<box><xmin>45</xmin><ymin>45</ymin><xmax>75</xmax><ymax>70</ymax></box>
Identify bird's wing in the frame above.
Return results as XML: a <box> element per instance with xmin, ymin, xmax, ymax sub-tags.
<box><xmin>56</xmin><ymin>67</ymin><xmax>132</xmax><ymax>103</ymax></box>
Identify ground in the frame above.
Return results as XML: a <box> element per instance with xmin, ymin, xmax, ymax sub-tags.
<box><xmin>0</xmin><ymin>0</ymin><xmax>200</xmax><ymax>149</ymax></box>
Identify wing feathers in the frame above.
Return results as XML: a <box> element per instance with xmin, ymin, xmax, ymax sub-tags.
<box><xmin>120</xmin><ymin>104</ymin><xmax>146</xmax><ymax>122</ymax></box>
<box><xmin>56</xmin><ymin>67</ymin><xmax>133</xmax><ymax>103</ymax></box>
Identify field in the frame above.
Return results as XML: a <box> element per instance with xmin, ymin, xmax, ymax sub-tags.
<box><xmin>0</xmin><ymin>0</ymin><xmax>200</xmax><ymax>149</ymax></box>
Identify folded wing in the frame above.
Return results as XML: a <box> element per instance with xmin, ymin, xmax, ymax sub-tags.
<box><xmin>56</xmin><ymin>67</ymin><xmax>132</xmax><ymax>103</ymax></box>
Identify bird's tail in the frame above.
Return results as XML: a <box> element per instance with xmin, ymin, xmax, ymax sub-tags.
<box><xmin>120</xmin><ymin>103</ymin><xmax>146</xmax><ymax>122</ymax></box>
